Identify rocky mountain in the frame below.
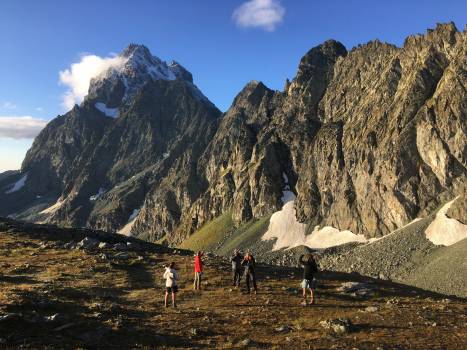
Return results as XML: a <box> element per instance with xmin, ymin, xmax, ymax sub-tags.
<box><xmin>1</xmin><ymin>23</ymin><xmax>465</xmax><ymax>255</ymax></box>
<box><xmin>0</xmin><ymin>44</ymin><xmax>220</xmax><ymax>233</ymax></box>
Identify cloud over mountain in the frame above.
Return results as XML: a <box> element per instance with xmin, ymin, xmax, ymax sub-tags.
<box><xmin>59</xmin><ymin>54</ymin><xmax>127</xmax><ymax>110</ymax></box>
<box><xmin>233</xmin><ymin>0</ymin><xmax>285</xmax><ymax>31</ymax></box>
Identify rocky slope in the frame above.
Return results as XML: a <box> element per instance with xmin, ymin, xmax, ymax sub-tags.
<box><xmin>0</xmin><ymin>23</ymin><xmax>465</xmax><ymax>252</ymax></box>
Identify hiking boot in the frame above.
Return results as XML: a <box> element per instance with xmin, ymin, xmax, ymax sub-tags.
<box><xmin>301</xmin><ymin>300</ymin><xmax>307</xmax><ymax>306</ymax></box>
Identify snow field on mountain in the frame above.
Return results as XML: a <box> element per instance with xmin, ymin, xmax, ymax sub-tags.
<box><xmin>5</xmin><ymin>173</ymin><xmax>28</xmax><ymax>194</ymax></box>
<box><xmin>425</xmin><ymin>196</ymin><xmax>467</xmax><ymax>246</ymax></box>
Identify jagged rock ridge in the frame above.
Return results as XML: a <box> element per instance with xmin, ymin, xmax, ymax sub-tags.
<box><xmin>0</xmin><ymin>23</ymin><xmax>465</xmax><ymax>247</ymax></box>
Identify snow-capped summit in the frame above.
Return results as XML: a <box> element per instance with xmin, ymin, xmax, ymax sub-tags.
<box><xmin>85</xmin><ymin>43</ymin><xmax>199</xmax><ymax>116</ymax></box>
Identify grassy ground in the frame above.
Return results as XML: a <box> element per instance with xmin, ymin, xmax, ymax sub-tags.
<box><xmin>1</xmin><ymin>220</ymin><xmax>466</xmax><ymax>349</ymax></box>
<box><xmin>179</xmin><ymin>212</ymin><xmax>233</xmax><ymax>251</ymax></box>
<box><xmin>216</xmin><ymin>215</ymin><xmax>271</xmax><ymax>256</ymax></box>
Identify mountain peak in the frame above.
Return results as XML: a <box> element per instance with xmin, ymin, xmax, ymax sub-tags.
<box><xmin>85</xmin><ymin>44</ymin><xmax>198</xmax><ymax>111</ymax></box>
<box><xmin>121</xmin><ymin>43</ymin><xmax>152</xmax><ymax>58</ymax></box>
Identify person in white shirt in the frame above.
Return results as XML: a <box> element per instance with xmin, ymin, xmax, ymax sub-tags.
<box><xmin>163</xmin><ymin>262</ymin><xmax>179</xmax><ymax>307</ymax></box>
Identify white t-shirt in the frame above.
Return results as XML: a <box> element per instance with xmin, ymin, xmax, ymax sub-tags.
<box><xmin>163</xmin><ymin>268</ymin><xmax>178</xmax><ymax>287</ymax></box>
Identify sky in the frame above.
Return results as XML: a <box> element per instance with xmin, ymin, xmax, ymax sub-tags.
<box><xmin>0</xmin><ymin>0</ymin><xmax>465</xmax><ymax>172</ymax></box>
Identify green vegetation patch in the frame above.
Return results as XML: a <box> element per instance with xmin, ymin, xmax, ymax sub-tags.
<box><xmin>178</xmin><ymin>211</ymin><xmax>234</xmax><ymax>251</ymax></box>
<box><xmin>217</xmin><ymin>214</ymin><xmax>271</xmax><ymax>256</ymax></box>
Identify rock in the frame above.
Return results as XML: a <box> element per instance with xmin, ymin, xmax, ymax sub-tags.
<box><xmin>114</xmin><ymin>252</ymin><xmax>130</xmax><ymax>260</ymax></box>
<box><xmin>44</xmin><ymin>313</ymin><xmax>65</xmax><ymax>322</ymax></box>
<box><xmin>98</xmin><ymin>242</ymin><xmax>111</xmax><ymax>249</ymax></box>
<box><xmin>113</xmin><ymin>243</ymin><xmax>128</xmax><ymax>251</ymax></box>
<box><xmin>319</xmin><ymin>318</ymin><xmax>353</xmax><ymax>334</ymax></box>
<box><xmin>77</xmin><ymin>237</ymin><xmax>99</xmax><ymax>250</ymax></box>
<box><xmin>0</xmin><ymin>313</ymin><xmax>21</xmax><ymax>322</ymax></box>
<box><xmin>275</xmin><ymin>325</ymin><xmax>290</xmax><ymax>333</ymax></box>
<box><xmin>364</xmin><ymin>306</ymin><xmax>378</xmax><ymax>312</ymax></box>
<box><xmin>240</xmin><ymin>338</ymin><xmax>251</xmax><ymax>347</ymax></box>
<box><xmin>53</xmin><ymin>322</ymin><xmax>76</xmax><ymax>331</ymax></box>
<box><xmin>63</xmin><ymin>242</ymin><xmax>76</xmax><ymax>249</ymax></box>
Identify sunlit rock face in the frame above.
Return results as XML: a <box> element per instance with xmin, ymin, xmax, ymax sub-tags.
<box><xmin>1</xmin><ymin>23</ymin><xmax>465</xmax><ymax>246</ymax></box>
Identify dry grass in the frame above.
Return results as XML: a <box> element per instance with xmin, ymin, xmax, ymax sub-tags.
<box><xmin>1</xmin><ymin>225</ymin><xmax>466</xmax><ymax>349</ymax></box>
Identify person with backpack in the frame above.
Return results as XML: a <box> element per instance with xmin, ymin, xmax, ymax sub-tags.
<box><xmin>299</xmin><ymin>253</ymin><xmax>318</xmax><ymax>306</ymax></box>
<box><xmin>193</xmin><ymin>251</ymin><xmax>204</xmax><ymax>290</ymax></box>
<box><xmin>163</xmin><ymin>262</ymin><xmax>179</xmax><ymax>307</ymax></box>
<box><xmin>242</xmin><ymin>252</ymin><xmax>258</xmax><ymax>294</ymax></box>
<box><xmin>231</xmin><ymin>249</ymin><xmax>243</xmax><ymax>287</ymax></box>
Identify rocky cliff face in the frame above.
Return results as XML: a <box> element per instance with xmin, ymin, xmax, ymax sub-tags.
<box><xmin>159</xmin><ymin>22</ymin><xmax>466</xmax><ymax>244</ymax></box>
<box><xmin>1</xmin><ymin>24</ymin><xmax>465</xmax><ymax>247</ymax></box>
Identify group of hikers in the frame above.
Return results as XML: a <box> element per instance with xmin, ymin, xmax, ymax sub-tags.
<box><xmin>163</xmin><ymin>250</ymin><xmax>318</xmax><ymax>308</ymax></box>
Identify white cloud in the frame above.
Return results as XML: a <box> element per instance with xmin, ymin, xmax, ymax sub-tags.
<box><xmin>2</xmin><ymin>102</ymin><xmax>17</xmax><ymax>110</ymax></box>
<box><xmin>233</xmin><ymin>0</ymin><xmax>285</xmax><ymax>31</ymax></box>
<box><xmin>0</xmin><ymin>116</ymin><xmax>48</xmax><ymax>139</ymax></box>
<box><xmin>59</xmin><ymin>54</ymin><xmax>127</xmax><ymax>110</ymax></box>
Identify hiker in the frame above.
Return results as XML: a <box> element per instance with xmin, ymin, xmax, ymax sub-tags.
<box><xmin>163</xmin><ymin>262</ymin><xmax>178</xmax><ymax>307</ymax></box>
<box><xmin>299</xmin><ymin>253</ymin><xmax>318</xmax><ymax>306</ymax></box>
<box><xmin>242</xmin><ymin>252</ymin><xmax>257</xmax><ymax>294</ymax></box>
<box><xmin>194</xmin><ymin>251</ymin><xmax>204</xmax><ymax>290</ymax></box>
<box><xmin>231</xmin><ymin>249</ymin><xmax>243</xmax><ymax>287</ymax></box>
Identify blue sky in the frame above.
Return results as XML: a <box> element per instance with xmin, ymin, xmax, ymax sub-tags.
<box><xmin>0</xmin><ymin>0</ymin><xmax>465</xmax><ymax>172</ymax></box>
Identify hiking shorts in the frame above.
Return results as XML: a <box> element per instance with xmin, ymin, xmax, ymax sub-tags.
<box><xmin>301</xmin><ymin>278</ymin><xmax>316</xmax><ymax>289</ymax></box>
<box><xmin>166</xmin><ymin>286</ymin><xmax>178</xmax><ymax>293</ymax></box>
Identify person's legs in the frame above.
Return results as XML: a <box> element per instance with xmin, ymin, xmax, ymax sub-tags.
<box><xmin>172</xmin><ymin>292</ymin><xmax>176</xmax><ymax>307</ymax></box>
<box><xmin>245</xmin><ymin>272</ymin><xmax>251</xmax><ymax>293</ymax></box>
<box><xmin>309</xmin><ymin>288</ymin><xmax>315</xmax><ymax>304</ymax></box>
<box><xmin>198</xmin><ymin>272</ymin><xmax>202</xmax><ymax>290</ymax></box>
<box><xmin>164</xmin><ymin>290</ymin><xmax>169</xmax><ymax>307</ymax></box>
<box><xmin>234</xmin><ymin>269</ymin><xmax>240</xmax><ymax>287</ymax></box>
<box><xmin>251</xmin><ymin>272</ymin><xmax>257</xmax><ymax>293</ymax></box>
<box><xmin>194</xmin><ymin>272</ymin><xmax>197</xmax><ymax>290</ymax></box>
<box><xmin>300</xmin><ymin>280</ymin><xmax>308</xmax><ymax>305</ymax></box>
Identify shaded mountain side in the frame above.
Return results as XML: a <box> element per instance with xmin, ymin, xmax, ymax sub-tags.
<box><xmin>0</xmin><ymin>45</ymin><xmax>221</xmax><ymax>232</ymax></box>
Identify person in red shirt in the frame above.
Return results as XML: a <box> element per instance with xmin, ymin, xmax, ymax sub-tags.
<box><xmin>193</xmin><ymin>251</ymin><xmax>204</xmax><ymax>290</ymax></box>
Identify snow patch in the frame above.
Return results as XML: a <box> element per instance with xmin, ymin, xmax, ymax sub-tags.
<box><xmin>305</xmin><ymin>226</ymin><xmax>368</xmax><ymax>249</ymax></box>
<box><xmin>5</xmin><ymin>173</ymin><xmax>28</xmax><ymax>194</ymax></box>
<box><xmin>90</xmin><ymin>188</ymin><xmax>106</xmax><ymax>201</ymax></box>
<box><xmin>262</xmin><ymin>197</ymin><xmax>368</xmax><ymax>250</ymax></box>
<box><xmin>262</xmin><ymin>199</ymin><xmax>307</xmax><ymax>250</ymax></box>
<box><xmin>425</xmin><ymin>197</ymin><xmax>467</xmax><ymax>246</ymax></box>
<box><xmin>118</xmin><ymin>208</ymin><xmax>141</xmax><ymax>236</ymax></box>
<box><xmin>280</xmin><ymin>172</ymin><xmax>294</xmax><ymax>204</ymax></box>
<box><xmin>263</xmin><ymin>172</ymin><xmax>368</xmax><ymax>250</ymax></box>
<box><xmin>95</xmin><ymin>102</ymin><xmax>119</xmax><ymax>118</ymax></box>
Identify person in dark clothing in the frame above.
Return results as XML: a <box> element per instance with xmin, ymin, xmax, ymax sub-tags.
<box><xmin>242</xmin><ymin>252</ymin><xmax>257</xmax><ymax>294</ymax></box>
<box><xmin>299</xmin><ymin>253</ymin><xmax>318</xmax><ymax>306</ymax></box>
<box><xmin>231</xmin><ymin>250</ymin><xmax>243</xmax><ymax>287</ymax></box>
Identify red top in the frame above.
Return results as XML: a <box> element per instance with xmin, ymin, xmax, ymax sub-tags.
<box><xmin>194</xmin><ymin>255</ymin><xmax>203</xmax><ymax>273</ymax></box>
